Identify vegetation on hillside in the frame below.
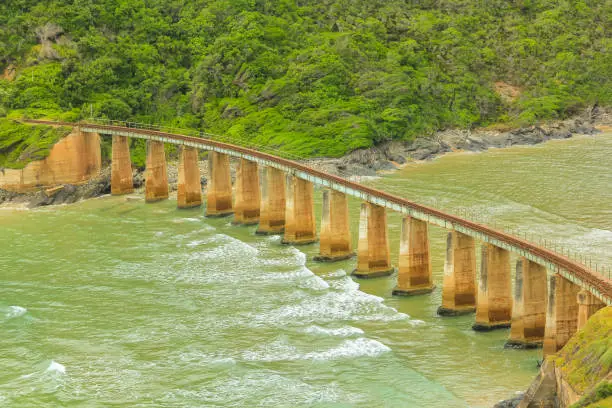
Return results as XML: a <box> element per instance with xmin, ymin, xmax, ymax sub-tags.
<box><xmin>555</xmin><ymin>307</ymin><xmax>612</xmax><ymax>408</ymax></box>
<box><xmin>0</xmin><ymin>0</ymin><xmax>610</xmax><ymax>159</ymax></box>
<box><xmin>0</xmin><ymin>120</ymin><xmax>71</xmax><ymax>169</ymax></box>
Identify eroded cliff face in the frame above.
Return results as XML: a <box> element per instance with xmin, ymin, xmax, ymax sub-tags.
<box><xmin>518</xmin><ymin>307</ymin><xmax>611</xmax><ymax>408</ymax></box>
<box><xmin>0</xmin><ymin>129</ymin><xmax>101</xmax><ymax>192</ymax></box>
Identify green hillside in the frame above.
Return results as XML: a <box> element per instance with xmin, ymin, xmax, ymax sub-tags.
<box><xmin>0</xmin><ymin>0</ymin><xmax>610</xmax><ymax>159</ymax></box>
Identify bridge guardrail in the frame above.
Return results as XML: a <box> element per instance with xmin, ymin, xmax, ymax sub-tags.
<box><xmin>23</xmin><ymin>118</ymin><xmax>612</xmax><ymax>304</ymax></box>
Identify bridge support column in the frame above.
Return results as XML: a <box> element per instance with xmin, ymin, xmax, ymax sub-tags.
<box><xmin>233</xmin><ymin>159</ymin><xmax>260</xmax><ymax>225</ymax></box>
<box><xmin>576</xmin><ymin>290</ymin><xmax>604</xmax><ymax>331</ymax></box>
<box><xmin>81</xmin><ymin>131</ymin><xmax>102</xmax><ymax>179</ymax></box>
<box><xmin>473</xmin><ymin>243</ymin><xmax>512</xmax><ymax>331</ymax></box>
<box><xmin>111</xmin><ymin>135</ymin><xmax>134</xmax><ymax>195</ymax></box>
<box><xmin>353</xmin><ymin>203</ymin><xmax>393</xmax><ymax>278</ymax></box>
<box><xmin>177</xmin><ymin>146</ymin><xmax>202</xmax><ymax>209</ymax></box>
<box><xmin>145</xmin><ymin>140</ymin><xmax>169</xmax><ymax>202</ymax></box>
<box><xmin>282</xmin><ymin>176</ymin><xmax>317</xmax><ymax>245</ymax></box>
<box><xmin>506</xmin><ymin>258</ymin><xmax>547</xmax><ymax>348</ymax></box>
<box><xmin>393</xmin><ymin>217</ymin><xmax>434</xmax><ymax>296</ymax></box>
<box><xmin>256</xmin><ymin>167</ymin><xmax>286</xmax><ymax>235</ymax></box>
<box><xmin>438</xmin><ymin>231</ymin><xmax>477</xmax><ymax>316</ymax></box>
<box><xmin>314</xmin><ymin>190</ymin><xmax>353</xmax><ymax>261</ymax></box>
<box><xmin>543</xmin><ymin>274</ymin><xmax>580</xmax><ymax>357</ymax></box>
<box><xmin>206</xmin><ymin>152</ymin><xmax>233</xmax><ymax>217</ymax></box>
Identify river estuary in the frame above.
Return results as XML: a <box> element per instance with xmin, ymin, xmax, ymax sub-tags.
<box><xmin>1</xmin><ymin>133</ymin><xmax>611</xmax><ymax>407</ymax></box>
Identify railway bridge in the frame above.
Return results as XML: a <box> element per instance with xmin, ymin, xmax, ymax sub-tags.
<box><xmin>26</xmin><ymin>119</ymin><xmax>611</xmax><ymax>355</ymax></box>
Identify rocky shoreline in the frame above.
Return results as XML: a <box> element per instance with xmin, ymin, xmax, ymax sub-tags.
<box><xmin>1</xmin><ymin>109</ymin><xmax>610</xmax><ymax>209</ymax></box>
<box><xmin>312</xmin><ymin>112</ymin><xmax>610</xmax><ymax>177</ymax></box>
<box><xmin>0</xmin><ymin>161</ymin><xmax>209</xmax><ymax>208</ymax></box>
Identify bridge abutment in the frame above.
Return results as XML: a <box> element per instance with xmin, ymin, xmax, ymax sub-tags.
<box><xmin>473</xmin><ymin>243</ymin><xmax>512</xmax><ymax>331</ymax></box>
<box><xmin>256</xmin><ymin>167</ymin><xmax>286</xmax><ymax>235</ymax></box>
<box><xmin>177</xmin><ymin>146</ymin><xmax>202</xmax><ymax>209</ymax></box>
<box><xmin>353</xmin><ymin>203</ymin><xmax>393</xmax><ymax>278</ymax></box>
<box><xmin>282</xmin><ymin>176</ymin><xmax>317</xmax><ymax>245</ymax></box>
<box><xmin>145</xmin><ymin>140</ymin><xmax>169</xmax><ymax>202</ymax></box>
<box><xmin>438</xmin><ymin>231</ymin><xmax>477</xmax><ymax>316</ymax></box>
<box><xmin>314</xmin><ymin>190</ymin><xmax>353</xmax><ymax>262</ymax></box>
<box><xmin>543</xmin><ymin>274</ymin><xmax>580</xmax><ymax>356</ymax></box>
<box><xmin>233</xmin><ymin>159</ymin><xmax>260</xmax><ymax>225</ymax></box>
<box><xmin>111</xmin><ymin>135</ymin><xmax>134</xmax><ymax>195</ymax></box>
<box><xmin>577</xmin><ymin>290</ymin><xmax>604</xmax><ymax>331</ymax></box>
<box><xmin>393</xmin><ymin>217</ymin><xmax>434</xmax><ymax>296</ymax></box>
<box><xmin>506</xmin><ymin>258</ymin><xmax>547</xmax><ymax>348</ymax></box>
<box><xmin>206</xmin><ymin>152</ymin><xmax>233</xmax><ymax>217</ymax></box>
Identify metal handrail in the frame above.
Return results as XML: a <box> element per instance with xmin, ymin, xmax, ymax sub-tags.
<box><xmin>24</xmin><ymin>118</ymin><xmax>612</xmax><ymax>303</ymax></box>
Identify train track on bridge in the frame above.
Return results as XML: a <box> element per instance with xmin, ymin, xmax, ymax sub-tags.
<box><xmin>24</xmin><ymin>119</ymin><xmax>612</xmax><ymax>304</ymax></box>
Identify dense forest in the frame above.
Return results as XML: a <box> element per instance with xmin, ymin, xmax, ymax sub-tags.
<box><xmin>0</xmin><ymin>0</ymin><xmax>610</xmax><ymax>164</ymax></box>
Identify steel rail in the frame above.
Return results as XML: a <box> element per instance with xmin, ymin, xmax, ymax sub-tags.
<box><xmin>24</xmin><ymin>119</ymin><xmax>612</xmax><ymax>304</ymax></box>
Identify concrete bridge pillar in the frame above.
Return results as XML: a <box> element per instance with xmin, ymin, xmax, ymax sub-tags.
<box><xmin>473</xmin><ymin>243</ymin><xmax>512</xmax><ymax>331</ymax></box>
<box><xmin>353</xmin><ymin>203</ymin><xmax>393</xmax><ymax>278</ymax></box>
<box><xmin>177</xmin><ymin>146</ymin><xmax>202</xmax><ymax>209</ymax></box>
<box><xmin>576</xmin><ymin>290</ymin><xmax>604</xmax><ymax>331</ymax></box>
<box><xmin>233</xmin><ymin>159</ymin><xmax>260</xmax><ymax>225</ymax></box>
<box><xmin>282</xmin><ymin>176</ymin><xmax>317</xmax><ymax>245</ymax></box>
<box><xmin>506</xmin><ymin>258</ymin><xmax>548</xmax><ymax>348</ymax></box>
<box><xmin>145</xmin><ymin>140</ymin><xmax>169</xmax><ymax>202</ymax></box>
<box><xmin>256</xmin><ymin>167</ymin><xmax>286</xmax><ymax>235</ymax></box>
<box><xmin>393</xmin><ymin>217</ymin><xmax>434</xmax><ymax>296</ymax></box>
<box><xmin>543</xmin><ymin>274</ymin><xmax>581</xmax><ymax>356</ymax></box>
<box><xmin>438</xmin><ymin>231</ymin><xmax>477</xmax><ymax>316</ymax></box>
<box><xmin>314</xmin><ymin>189</ymin><xmax>353</xmax><ymax>261</ymax></box>
<box><xmin>206</xmin><ymin>152</ymin><xmax>233</xmax><ymax>217</ymax></box>
<box><xmin>81</xmin><ymin>131</ymin><xmax>102</xmax><ymax>179</ymax></box>
<box><xmin>111</xmin><ymin>135</ymin><xmax>134</xmax><ymax>195</ymax></box>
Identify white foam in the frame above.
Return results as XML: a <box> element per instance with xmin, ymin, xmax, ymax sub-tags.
<box><xmin>409</xmin><ymin>319</ymin><xmax>426</xmax><ymax>326</ymax></box>
<box><xmin>188</xmin><ymin>235</ymin><xmax>258</xmax><ymax>261</ymax></box>
<box><xmin>5</xmin><ymin>306</ymin><xmax>27</xmax><ymax>319</ymax></box>
<box><xmin>173</xmin><ymin>217</ymin><xmax>201</xmax><ymax>223</ymax></box>
<box><xmin>251</xmin><ymin>288</ymin><xmax>409</xmax><ymax>327</ymax></box>
<box><xmin>305</xmin><ymin>338</ymin><xmax>390</xmax><ymax>360</ymax></box>
<box><xmin>243</xmin><ymin>338</ymin><xmax>390</xmax><ymax>362</ymax></box>
<box><xmin>184</xmin><ymin>225</ymin><xmax>216</xmax><ymax>236</ymax></box>
<box><xmin>298</xmin><ymin>275</ymin><xmax>330</xmax><ymax>291</ymax></box>
<box><xmin>154</xmin><ymin>231</ymin><xmax>164</xmax><ymax>237</ymax></box>
<box><xmin>304</xmin><ymin>325</ymin><xmax>364</xmax><ymax>337</ymax></box>
<box><xmin>322</xmin><ymin>269</ymin><xmax>347</xmax><ymax>279</ymax></box>
<box><xmin>261</xmin><ymin>268</ymin><xmax>314</xmax><ymax>281</ymax></box>
<box><xmin>185</xmin><ymin>237</ymin><xmax>217</xmax><ymax>248</ymax></box>
<box><xmin>329</xmin><ymin>276</ymin><xmax>360</xmax><ymax>292</ymax></box>
<box><xmin>290</xmin><ymin>247</ymin><xmax>308</xmax><ymax>264</ymax></box>
<box><xmin>46</xmin><ymin>361</ymin><xmax>66</xmax><ymax>374</ymax></box>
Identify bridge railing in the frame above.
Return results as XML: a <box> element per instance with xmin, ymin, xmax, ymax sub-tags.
<box><xmin>28</xmin><ymin>117</ymin><xmax>612</xmax><ymax>284</ymax></box>
<box><xmin>80</xmin><ymin>118</ymin><xmax>612</xmax><ymax>281</ymax></box>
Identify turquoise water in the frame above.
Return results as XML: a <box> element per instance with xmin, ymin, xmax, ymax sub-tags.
<box><xmin>1</xmin><ymin>133</ymin><xmax>610</xmax><ymax>407</ymax></box>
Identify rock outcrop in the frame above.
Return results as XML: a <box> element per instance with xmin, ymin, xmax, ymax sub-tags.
<box><xmin>0</xmin><ymin>129</ymin><xmax>101</xmax><ymax>192</ymax></box>
<box><xmin>515</xmin><ymin>307</ymin><xmax>611</xmax><ymax>408</ymax></box>
<box><xmin>312</xmin><ymin>115</ymin><xmax>605</xmax><ymax>177</ymax></box>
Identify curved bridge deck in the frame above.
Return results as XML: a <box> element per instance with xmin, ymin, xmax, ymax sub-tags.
<box><xmin>25</xmin><ymin>119</ymin><xmax>612</xmax><ymax>305</ymax></box>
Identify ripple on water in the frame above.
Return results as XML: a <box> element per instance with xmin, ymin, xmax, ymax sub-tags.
<box><xmin>303</xmin><ymin>325</ymin><xmax>365</xmax><ymax>337</ymax></box>
<box><xmin>242</xmin><ymin>337</ymin><xmax>390</xmax><ymax>362</ymax></box>
<box><xmin>2</xmin><ymin>305</ymin><xmax>27</xmax><ymax>321</ymax></box>
<box><xmin>163</xmin><ymin>372</ymin><xmax>350</xmax><ymax>406</ymax></box>
<box><xmin>46</xmin><ymin>360</ymin><xmax>66</xmax><ymax>374</ymax></box>
<box><xmin>250</xmin><ymin>276</ymin><xmax>409</xmax><ymax>327</ymax></box>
